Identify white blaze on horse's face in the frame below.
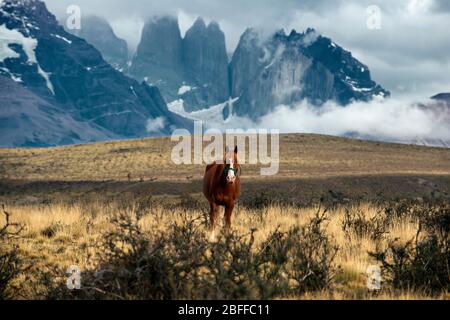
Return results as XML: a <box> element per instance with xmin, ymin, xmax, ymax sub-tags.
<box><xmin>226</xmin><ymin>155</ymin><xmax>236</xmax><ymax>184</ymax></box>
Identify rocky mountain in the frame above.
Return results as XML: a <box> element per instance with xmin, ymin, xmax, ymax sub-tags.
<box><xmin>130</xmin><ymin>19</ymin><xmax>388</xmax><ymax>119</ymax></box>
<box><xmin>181</xmin><ymin>18</ymin><xmax>230</xmax><ymax>110</ymax></box>
<box><xmin>68</xmin><ymin>15</ymin><xmax>128</xmax><ymax>70</ymax></box>
<box><xmin>128</xmin><ymin>16</ymin><xmax>230</xmax><ymax>112</ymax></box>
<box><xmin>230</xmin><ymin>28</ymin><xmax>390</xmax><ymax>118</ymax></box>
<box><xmin>0</xmin><ymin>0</ymin><xmax>191</xmax><ymax>147</ymax></box>
<box><xmin>128</xmin><ymin>16</ymin><xmax>184</xmax><ymax>104</ymax></box>
<box><xmin>0</xmin><ymin>0</ymin><xmax>397</xmax><ymax>148</ymax></box>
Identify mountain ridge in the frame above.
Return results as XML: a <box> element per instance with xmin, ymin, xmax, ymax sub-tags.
<box><xmin>231</xmin><ymin>27</ymin><xmax>390</xmax><ymax>118</ymax></box>
<box><xmin>68</xmin><ymin>15</ymin><xmax>128</xmax><ymax>70</ymax></box>
<box><xmin>128</xmin><ymin>17</ymin><xmax>389</xmax><ymax>119</ymax></box>
<box><xmin>0</xmin><ymin>0</ymin><xmax>192</xmax><ymax>147</ymax></box>
<box><xmin>128</xmin><ymin>16</ymin><xmax>230</xmax><ymax>112</ymax></box>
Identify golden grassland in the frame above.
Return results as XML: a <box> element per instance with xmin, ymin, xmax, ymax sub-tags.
<box><xmin>1</xmin><ymin>200</ymin><xmax>448</xmax><ymax>300</ymax></box>
<box><xmin>1</xmin><ymin>133</ymin><xmax>450</xmax><ymax>182</ymax></box>
<box><xmin>1</xmin><ymin>133</ymin><xmax>449</xmax><ymax>207</ymax></box>
<box><xmin>0</xmin><ymin>134</ymin><xmax>449</xmax><ymax>299</ymax></box>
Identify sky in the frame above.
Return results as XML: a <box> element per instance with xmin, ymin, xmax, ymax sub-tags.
<box><xmin>44</xmin><ymin>0</ymin><xmax>450</xmax><ymax>99</ymax></box>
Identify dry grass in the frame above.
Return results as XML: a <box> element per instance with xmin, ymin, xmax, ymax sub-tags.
<box><xmin>1</xmin><ymin>134</ymin><xmax>449</xmax><ymax>209</ymax></box>
<box><xmin>1</xmin><ymin>134</ymin><xmax>449</xmax><ymax>299</ymax></box>
<box><xmin>1</xmin><ymin>134</ymin><xmax>449</xmax><ymax>182</ymax></box>
<box><xmin>2</xmin><ymin>200</ymin><xmax>448</xmax><ymax>300</ymax></box>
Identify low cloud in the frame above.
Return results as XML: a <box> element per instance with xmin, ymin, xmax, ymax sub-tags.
<box><xmin>201</xmin><ymin>97</ymin><xmax>450</xmax><ymax>145</ymax></box>
<box><xmin>257</xmin><ymin>98</ymin><xmax>450</xmax><ymax>143</ymax></box>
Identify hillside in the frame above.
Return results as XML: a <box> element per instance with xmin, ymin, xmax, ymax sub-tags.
<box><xmin>1</xmin><ymin>133</ymin><xmax>449</xmax><ymax>205</ymax></box>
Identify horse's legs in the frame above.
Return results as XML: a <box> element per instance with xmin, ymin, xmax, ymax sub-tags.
<box><xmin>224</xmin><ymin>203</ymin><xmax>235</xmax><ymax>230</ymax></box>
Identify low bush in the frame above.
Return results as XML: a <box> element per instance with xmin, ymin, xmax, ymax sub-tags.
<box><xmin>342</xmin><ymin>206</ymin><xmax>390</xmax><ymax>242</ymax></box>
<box><xmin>369</xmin><ymin>203</ymin><xmax>450</xmax><ymax>294</ymax></box>
<box><xmin>0</xmin><ymin>205</ymin><xmax>24</xmax><ymax>300</ymax></box>
<box><xmin>43</xmin><ymin>208</ymin><xmax>338</xmax><ymax>300</ymax></box>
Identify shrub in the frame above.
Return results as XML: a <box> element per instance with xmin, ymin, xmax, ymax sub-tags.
<box><xmin>0</xmin><ymin>205</ymin><xmax>24</xmax><ymax>300</ymax></box>
<box><xmin>41</xmin><ymin>222</ymin><xmax>64</xmax><ymax>238</ymax></box>
<box><xmin>242</xmin><ymin>191</ymin><xmax>272</xmax><ymax>210</ymax></box>
<box><xmin>369</xmin><ymin>203</ymin><xmax>450</xmax><ymax>294</ymax></box>
<box><xmin>44</xmin><ymin>208</ymin><xmax>338</xmax><ymax>300</ymax></box>
<box><xmin>258</xmin><ymin>210</ymin><xmax>338</xmax><ymax>296</ymax></box>
<box><xmin>342</xmin><ymin>206</ymin><xmax>390</xmax><ymax>242</ymax></box>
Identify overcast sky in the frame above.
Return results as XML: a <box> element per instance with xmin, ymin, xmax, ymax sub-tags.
<box><xmin>44</xmin><ymin>0</ymin><xmax>450</xmax><ymax>98</ymax></box>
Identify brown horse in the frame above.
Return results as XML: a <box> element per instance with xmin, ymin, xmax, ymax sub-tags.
<box><xmin>203</xmin><ymin>146</ymin><xmax>241</xmax><ymax>239</ymax></box>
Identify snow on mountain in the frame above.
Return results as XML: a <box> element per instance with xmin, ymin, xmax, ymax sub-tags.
<box><xmin>0</xmin><ymin>22</ymin><xmax>53</xmax><ymax>93</ymax></box>
<box><xmin>0</xmin><ymin>0</ymin><xmax>192</xmax><ymax>147</ymax></box>
<box><xmin>178</xmin><ymin>85</ymin><xmax>193</xmax><ymax>95</ymax></box>
<box><xmin>168</xmin><ymin>98</ymin><xmax>239</xmax><ymax>125</ymax></box>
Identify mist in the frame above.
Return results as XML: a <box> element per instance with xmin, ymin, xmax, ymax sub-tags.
<box><xmin>201</xmin><ymin>97</ymin><xmax>450</xmax><ymax>146</ymax></box>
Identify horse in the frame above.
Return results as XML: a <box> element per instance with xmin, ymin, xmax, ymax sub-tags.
<box><xmin>203</xmin><ymin>146</ymin><xmax>241</xmax><ymax>239</ymax></box>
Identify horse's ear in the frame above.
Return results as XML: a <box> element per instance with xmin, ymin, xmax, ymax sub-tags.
<box><xmin>234</xmin><ymin>146</ymin><xmax>238</xmax><ymax>154</ymax></box>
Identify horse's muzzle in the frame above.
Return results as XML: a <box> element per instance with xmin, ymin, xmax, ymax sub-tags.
<box><xmin>226</xmin><ymin>176</ymin><xmax>236</xmax><ymax>184</ymax></box>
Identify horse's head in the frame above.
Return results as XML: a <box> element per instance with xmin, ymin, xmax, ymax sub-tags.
<box><xmin>223</xmin><ymin>146</ymin><xmax>239</xmax><ymax>185</ymax></box>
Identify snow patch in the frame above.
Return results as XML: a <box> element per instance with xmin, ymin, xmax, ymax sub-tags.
<box><xmin>344</xmin><ymin>76</ymin><xmax>373</xmax><ymax>93</ymax></box>
<box><xmin>0</xmin><ymin>66</ymin><xmax>22</xmax><ymax>82</ymax></box>
<box><xmin>51</xmin><ymin>34</ymin><xmax>72</xmax><ymax>44</ymax></box>
<box><xmin>264</xmin><ymin>44</ymin><xmax>285</xmax><ymax>69</ymax></box>
<box><xmin>167</xmin><ymin>99</ymin><xmax>185</xmax><ymax>115</ymax></box>
<box><xmin>37</xmin><ymin>65</ymin><xmax>54</xmax><ymax>94</ymax></box>
<box><xmin>168</xmin><ymin>98</ymin><xmax>239</xmax><ymax>124</ymax></box>
<box><xmin>0</xmin><ymin>24</ymin><xmax>28</xmax><ymax>61</ymax></box>
<box><xmin>130</xmin><ymin>86</ymin><xmax>138</xmax><ymax>98</ymax></box>
<box><xmin>0</xmin><ymin>24</ymin><xmax>54</xmax><ymax>94</ymax></box>
<box><xmin>178</xmin><ymin>85</ymin><xmax>193</xmax><ymax>95</ymax></box>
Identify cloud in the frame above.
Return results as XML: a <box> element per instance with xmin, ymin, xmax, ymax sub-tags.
<box><xmin>197</xmin><ymin>97</ymin><xmax>450</xmax><ymax>145</ymax></box>
<box><xmin>146</xmin><ymin>116</ymin><xmax>166</xmax><ymax>132</ymax></box>
<box><xmin>256</xmin><ymin>98</ymin><xmax>450</xmax><ymax>143</ymax></box>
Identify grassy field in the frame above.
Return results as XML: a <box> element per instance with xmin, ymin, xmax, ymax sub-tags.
<box><xmin>1</xmin><ymin>133</ymin><xmax>449</xmax><ymax>205</ymax></box>
<box><xmin>0</xmin><ymin>134</ymin><xmax>449</xmax><ymax>299</ymax></box>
